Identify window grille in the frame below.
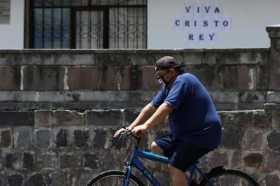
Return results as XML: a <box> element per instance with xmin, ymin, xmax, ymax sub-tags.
<box><xmin>30</xmin><ymin>0</ymin><xmax>147</xmax><ymax>49</ymax></box>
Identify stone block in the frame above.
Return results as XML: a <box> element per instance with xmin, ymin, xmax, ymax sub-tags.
<box><xmin>253</xmin><ymin>110</ymin><xmax>271</xmax><ymax>128</ymax></box>
<box><xmin>211</xmin><ymin>91</ymin><xmax>239</xmax><ymax>104</ymax></box>
<box><xmin>267</xmin><ymin>91</ymin><xmax>280</xmax><ymax>103</ymax></box>
<box><xmin>79</xmin><ymin>171</ymin><xmax>96</xmax><ymax>186</ymax></box>
<box><xmin>239</xmin><ymin>51</ymin><xmax>267</xmax><ymax>64</ymax></box>
<box><xmin>0</xmin><ymin>53</ymin><xmax>14</xmax><ymax>64</ymax></box>
<box><xmin>129</xmin><ymin>65</ymin><xmax>141</xmax><ymax>90</ymax></box>
<box><xmin>21</xmin><ymin>53</ymin><xmax>57</xmax><ymax>65</ymax></box>
<box><xmin>219</xmin><ymin>65</ymin><xmax>239</xmax><ymax>89</ymax></box>
<box><xmin>243</xmin><ymin>153</ymin><xmax>263</xmax><ymax>168</ymax></box>
<box><xmin>96</xmin><ymin>53</ymin><xmax>131</xmax><ymax>66</ymax></box>
<box><xmin>35</xmin><ymin>129</ymin><xmax>51</xmax><ymax>148</ymax></box>
<box><xmin>92</xmin><ymin>129</ymin><xmax>106</xmax><ymax>149</ymax></box>
<box><xmin>97</xmin><ymin>150</ymin><xmax>119</xmax><ymax>170</ymax></box>
<box><xmin>60</xmin><ymin>154</ymin><xmax>80</xmax><ymax>169</ymax></box>
<box><xmin>242</xmin><ymin>128</ymin><xmax>264</xmax><ymax>151</ymax></box>
<box><xmin>55</xmin><ymin>53</ymin><xmax>94</xmax><ymax>65</ymax></box>
<box><xmin>83</xmin><ymin>153</ymin><xmax>98</xmax><ymax>169</ymax></box>
<box><xmin>72</xmin><ymin>54</ymin><xmax>95</xmax><ymax>65</ymax></box>
<box><xmin>8</xmin><ymin>174</ymin><xmax>23</xmax><ymax>186</ymax></box>
<box><xmin>36</xmin><ymin>152</ymin><xmax>57</xmax><ymax>169</ymax></box>
<box><xmin>0</xmin><ymin>112</ymin><xmax>34</xmax><ymax>127</ymax></box>
<box><xmin>231</xmin><ymin>150</ymin><xmax>242</xmax><ymax>169</ymax></box>
<box><xmin>218</xmin><ymin>65</ymin><xmax>257</xmax><ymax>90</ymax></box>
<box><xmin>54</xmin><ymin>54</ymin><xmax>74</xmax><ymax>65</ymax></box>
<box><xmin>267</xmin><ymin>130</ymin><xmax>280</xmax><ymax>152</ymax></box>
<box><xmin>14</xmin><ymin>127</ymin><xmax>33</xmax><ymax>149</ymax></box>
<box><xmin>35</xmin><ymin>111</ymin><xmax>53</xmax><ymax>128</ymax></box>
<box><xmin>87</xmin><ymin>109</ymin><xmax>123</xmax><ymax>126</ymax></box>
<box><xmin>271</xmin><ymin>110</ymin><xmax>280</xmax><ymax>129</ymax></box>
<box><xmin>187</xmin><ymin>64</ymin><xmax>220</xmax><ymax>90</ymax></box>
<box><xmin>124</xmin><ymin>109</ymin><xmax>140</xmax><ymax>125</ymax></box>
<box><xmin>221</xmin><ymin>124</ymin><xmax>242</xmax><ymax>149</ymax></box>
<box><xmin>265</xmin><ymin>151</ymin><xmax>280</xmax><ymax>172</ymax></box>
<box><xmin>22</xmin><ymin>66</ymin><xmax>65</xmax><ymax>90</ymax></box>
<box><xmin>140</xmin><ymin>66</ymin><xmax>159</xmax><ymax>90</ymax></box>
<box><xmin>238</xmin><ymin>66</ymin><xmax>257</xmax><ymax>89</ymax></box>
<box><xmin>239</xmin><ymin>91</ymin><xmax>265</xmax><ymax>104</ymax></box>
<box><xmin>269</xmin><ymin>47</ymin><xmax>280</xmax><ymax>90</ymax></box>
<box><xmin>53</xmin><ymin>110</ymin><xmax>84</xmax><ymax>127</ymax></box>
<box><xmin>219</xmin><ymin>110</ymin><xmax>254</xmax><ymax>127</ymax></box>
<box><xmin>256</xmin><ymin>64</ymin><xmax>269</xmax><ymax>90</ymax></box>
<box><xmin>74</xmin><ymin>130</ymin><xmax>89</xmax><ymax>148</ymax></box>
<box><xmin>47</xmin><ymin>171</ymin><xmax>67</xmax><ymax>186</ymax></box>
<box><xmin>0</xmin><ymin>66</ymin><xmax>20</xmax><ymax>90</ymax></box>
<box><xmin>0</xmin><ymin>129</ymin><xmax>11</xmax><ymax>148</ymax></box>
<box><xmin>182</xmin><ymin>52</ymin><xmax>203</xmax><ymax>64</ymax></box>
<box><xmin>23</xmin><ymin>152</ymin><xmax>34</xmax><ymax>170</ymax></box>
<box><xmin>264</xmin><ymin>174</ymin><xmax>280</xmax><ymax>186</ymax></box>
<box><xmin>24</xmin><ymin>174</ymin><xmax>45</xmax><ymax>186</ymax></box>
<box><xmin>5</xmin><ymin>152</ymin><xmax>21</xmax><ymax>170</ymax></box>
<box><xmin>67</xmin><ymin>66</ymin><xmax>99</xmax><ymax>90</ymax></box>
<box><xmin>207</xmin><ymin>150</ymin><xmax>229</xmax><ymax>169</ymax></box>
<box><xmin>55</xmin><ymin>129</ymin><xmax>68</xmax><ymax>147</ymax></box>
<box><xmin>67</xmin><ymin>65</ymin><xmax>131</xmax><ymax>90</ymax></box>
<box><xmin>100</xmin><ymin>65</ymin><xmax>131</xmax><ymax>90</ymax></box>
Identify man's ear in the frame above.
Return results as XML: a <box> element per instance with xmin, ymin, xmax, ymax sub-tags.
<box><xmin>170</xmin><ymin>68</ymin><xmax>177</xmax><ymax>75</ymax></box>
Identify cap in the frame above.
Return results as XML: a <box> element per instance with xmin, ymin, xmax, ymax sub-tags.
<box><xmin>155</xmin><ymin>56</ymin><xmax>183</xmax><ymax>70</ymax></box>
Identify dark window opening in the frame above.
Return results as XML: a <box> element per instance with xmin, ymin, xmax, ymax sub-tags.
<box><xmin>30</xmin><ymin>0</ymin><xmax>147</xmax><ymax>49</ymax></box>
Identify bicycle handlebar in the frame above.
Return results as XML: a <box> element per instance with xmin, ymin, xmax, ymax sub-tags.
<box><xmin>114</xmin><ymin>128</ymin><xmax>141</xmax><ymax>147</ymax></box>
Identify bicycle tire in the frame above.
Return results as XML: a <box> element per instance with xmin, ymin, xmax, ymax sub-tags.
<box><xmin>87</xmin><ymin>170</ymin><xmax>144</xmax><ymax>186</ymax></box>
<box><xmin>200</xmin><ymin>168</ymin><xmax>259</xmax><ymax>186</ymax></box>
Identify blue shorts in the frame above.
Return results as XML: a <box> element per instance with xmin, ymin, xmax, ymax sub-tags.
<box><xmin>155</xmin><ymin>134</ymin><xmax>213</xmax><ymax>172</ymax></box>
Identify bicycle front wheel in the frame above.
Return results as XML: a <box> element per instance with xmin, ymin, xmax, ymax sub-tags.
<box><xmin>200</xmin><ymin>169</ymin><xmax>259</xmax><ymax>186</ymax></box>
<box><xmin>87</xmin><ymin>170</ymin><xmax>144</xmax><ymax>186</ymax></box>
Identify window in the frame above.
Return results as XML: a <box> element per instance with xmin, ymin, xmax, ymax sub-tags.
<box><xmin>30</xmin><ymin>0</ymin><xmax>147</xmax><ymax>49</ymax></box>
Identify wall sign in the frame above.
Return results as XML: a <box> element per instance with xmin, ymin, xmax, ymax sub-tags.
<box><xmin>174</xmin><ymin>0</ymin><xmax>231</xmax><ymax>42</ymax></box>
<box><xmin>0</xmin><ymin>0</ymin><xmax>10</xmax><ymax>24</ymax></box>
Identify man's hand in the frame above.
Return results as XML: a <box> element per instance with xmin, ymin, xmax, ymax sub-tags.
<box><xmin>113</xmin><ymin>127</ymin><xmax>128</xmax><ymax>138</ymax></box>
<box><xmin>132</xmin><ymin>124</ymin><xmax>148</xmax><ymax>137</ymax></box>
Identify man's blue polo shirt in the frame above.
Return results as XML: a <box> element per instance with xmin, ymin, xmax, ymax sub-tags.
<box><xmin>152</xmin><ymin>73</ymin><xmax>222</xmax><ymax>149</ymax></box>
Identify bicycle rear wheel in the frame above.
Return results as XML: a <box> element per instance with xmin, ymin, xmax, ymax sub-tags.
<box><xmin>87</xmin><ymin>170</ymin><xmax>144</xmax><ymax>186</ymax></box>
<box><xmin>200</xmin><ymin>168</ymin><xmax>259</xmax><ymax>186</ymax></box>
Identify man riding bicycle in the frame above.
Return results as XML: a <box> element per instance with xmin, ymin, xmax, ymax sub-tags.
<box><xmin>114</xmin><ymin>56</ymin><xmax>222</xmax><ymax>186</ymax></box>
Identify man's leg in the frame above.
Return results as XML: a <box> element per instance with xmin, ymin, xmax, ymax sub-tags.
<box><xmin>151</xmin><ymin>133</ymin><xmax>173</xmax><ymax>155</ymax></box>
<box><xmin>150</xmin><ymin>141</ymin><xmax>164</xmax><ymax>154</ymax></box>
<box><xmin>169</xmin><ymin>165</ymin><xmax>189</xmax><ymax>186</ymax></box>
<box><xmin>169</xmin><ymin>142</ymin><xmax>213</xmax><ymax>186</ymax></box>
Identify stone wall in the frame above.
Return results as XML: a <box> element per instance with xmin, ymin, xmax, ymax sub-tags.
<box><xmin>0</xmin><ymin>26</ymin><xmax>279</xmax><ymax>185</ymax></box>
<box><xmin>0</xmin><ymin>107</ymin><xmax>279</xmax><ymax>185</ymax></box>
<box><xmin>0</xmin><ymin>48</ymin><xmax>274</xmax><ymax>111</ymax></box>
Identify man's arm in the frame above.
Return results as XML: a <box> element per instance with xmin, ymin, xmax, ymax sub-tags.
<box><xmin>132</xmin><ymin>102</ymin><xmax>173</xmax><ymax>136</ymax></box>
<box><xmin>114</xmin><ymin>103</ymin><xmax>156</xmax><ymax>138</ymax></box>
<box><xmin>127</xmin><ymin>102</ymin><xmax>156</xmax><ymax>130</ymax></box>
<box><xmin>144</xmin><ymin>102</ymin><xmax>173</xmax><ymax>129</ymax></box>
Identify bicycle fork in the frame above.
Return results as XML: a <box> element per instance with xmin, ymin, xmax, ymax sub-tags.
<box><xmin>123</xmin><ymin>163</ymin><xmax>133</xmax><ymax>186</ymax></box>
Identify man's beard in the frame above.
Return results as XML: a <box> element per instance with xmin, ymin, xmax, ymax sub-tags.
<box><xmin>157</xmin><ymin>78</ymin><xmax>169</xmax><ymax>87</ymax></box>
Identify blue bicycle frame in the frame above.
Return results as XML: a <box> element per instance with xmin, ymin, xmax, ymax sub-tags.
<box><xmin>122</xmin><ymin>146</ymin><xmax>209</xmax><ymax>186</ymax></box>
<box><xmin>123</xmin><ymin>147</ymin><xmax>169</xmax><ymax>186</ymax></box>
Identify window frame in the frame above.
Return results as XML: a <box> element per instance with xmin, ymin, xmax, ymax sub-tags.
<box><xmin>26</xmin><ymin>0</ymin><xmax>147</xmax><ymax>49</ymax></box>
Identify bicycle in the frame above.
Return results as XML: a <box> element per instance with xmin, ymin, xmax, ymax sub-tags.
<box><xmin>87</xmin><ymin>130</ymin><xmax>260</xmax><ymax>186</ymax></box>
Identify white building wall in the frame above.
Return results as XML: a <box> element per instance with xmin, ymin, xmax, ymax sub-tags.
<box><xmin>148</xmin><ymin>0</ymin><xmax>280</xmax><ymax>49</ymax></box>
<box><xmin>0</xmin><ymin>0</ymin><xmax>24</xmax><ymax>49</ymax></box>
